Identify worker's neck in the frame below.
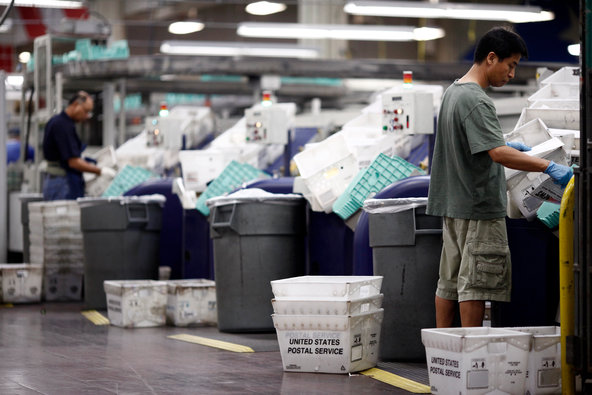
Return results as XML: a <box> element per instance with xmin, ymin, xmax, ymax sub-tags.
<box><xmin>458</xmin><ymin>64</ymin><xmax>490</xmax><ymax>89</ymax></box>
<box><xmin>64</xmin><ymin>107</ymin><xmax>76</xmax><ymax>119</ymax></box>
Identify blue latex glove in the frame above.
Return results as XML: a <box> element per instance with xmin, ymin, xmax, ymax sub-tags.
<box><xmin>506</xmin><ymin>141</ymin><xmax>531</xmax><ymax>151</ymax></box>
<box><xmin>544</xmin><ymin>161</ymin><xmax>573</xmax><ymax>187</ymax></box>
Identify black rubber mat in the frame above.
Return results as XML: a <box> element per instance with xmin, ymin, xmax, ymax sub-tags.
<box><xmin>377</xmin><ymin>361</ymin><xmax>430</xmax><ymax>385</ymax></box>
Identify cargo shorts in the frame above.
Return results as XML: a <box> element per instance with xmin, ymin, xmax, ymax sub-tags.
<box><xmin>435</xmin><ymin>217</ymin><xmax>511</xmax><ymax>302</ymax></box>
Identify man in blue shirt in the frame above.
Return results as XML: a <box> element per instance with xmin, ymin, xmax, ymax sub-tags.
<box><xmin>42</xmin><ymin>91</ymin><xmax>115</xmax><ymax>200</ymax></box>
<box><xmin>6</xmin><ymin>127</ymin><xmax>34</xmax><ymax>164</ymax></box>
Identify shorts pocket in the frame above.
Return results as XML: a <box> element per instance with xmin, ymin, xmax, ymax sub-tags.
<box><xmin>468</xmin><ymin>240</ymin><xmax>509</xmax><ymax>290</ymax></box>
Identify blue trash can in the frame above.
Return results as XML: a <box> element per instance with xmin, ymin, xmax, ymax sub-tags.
<box><xmin>353</xmin><ymin>175</ymin><xmax>430</xmax><ymax>275</ymax></box>
<box><xmin>491</xmin><ymin>218</ymin><xmax>560</xmax><ymax>327</ymax></box>
<box><xmin>183</xmin><ymin>208</ymin><xmax>214</xmax><ymax>280</ymax></box>
<box><xmin>125</xmin><ymin>178</ymin><xmax>184</xmax><ymax>279</ymax></box>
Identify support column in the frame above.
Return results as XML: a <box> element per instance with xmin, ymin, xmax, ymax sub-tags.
<box><xmin>298</xmin><ymin>0</ymin><xmax>347</xmax><ymax>59</ymax></box>
<box><xmin>102</xmin><ymin>83</ymin><xmax>116</xmax><ymax>148</ymax></box>
<box><xmin>0</xmin><ymin>71</ymin><xmax>7</xmax><ymax>262</ymax></box>
<box><xmin>117</xmin><ymin>78</ymin><xmax>126</xmax><ymax>147</ymax></box>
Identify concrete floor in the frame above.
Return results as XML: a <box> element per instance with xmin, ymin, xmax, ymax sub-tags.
<box><xmin>0</xmin><ymin>303</ymin><xmax>429</xmax><ymax>394</ymax></box>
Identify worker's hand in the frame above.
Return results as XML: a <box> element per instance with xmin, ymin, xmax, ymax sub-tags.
<box><xmin>100</xmin><ymin>167</ymin><xmax>117</xmax><ymax>178</ymax></box>
<box><xmin>544</xmin><ymin>161</ymin><xmax>573</xmax><ymax>188</ymax></box>
<box><xmin>506</xmin><ymin>141</ymin><xmax>531</xmax><ymax>151</ymax></box>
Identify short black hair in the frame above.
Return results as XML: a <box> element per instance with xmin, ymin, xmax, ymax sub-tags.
<box><xmin>474</xmin><ymin>27</ymin><xmax>528</xmax><ymax>63</ymax></box>
<box><xmin>67</xmin><ymin>91</ymin><xmax>91</xmax><ymax>105</ymax></box>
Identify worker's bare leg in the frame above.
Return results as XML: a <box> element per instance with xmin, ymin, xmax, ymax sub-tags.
<box><xmin>459</xmin><ymin>300</ymin><xmax>485</xmax><ymax>327</ymax></box>
<box><xmin>435</xmin><ymin>295</ymin><xmax>456</xmax><ymax>328</ymax></box>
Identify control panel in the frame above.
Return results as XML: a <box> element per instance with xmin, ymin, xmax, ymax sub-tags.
<box><xmin>381</xmin><ymin>91</ymin><xmax>434</xmax><ymax>134</ymax></box>
<box><xmin>145</xmin><ymin>117</ymin><xmax>184</xmax><ymax>149</ymax></box>
<box><xmin>245</xmin><ymin>106</ymin><xmax>290</xmax><ymax>145</ymax></box>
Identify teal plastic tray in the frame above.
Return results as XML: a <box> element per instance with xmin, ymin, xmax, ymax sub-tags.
<box><xmin>333</xmin><ymin>153</ymin><xmax>425</xmax><ymax>219</ymax></box>
<box><xmin>102</xmin><ymin>165</ymin><xmax>154</xmax><ymax>197</ymax></box>
<box><xmin>536</xmin><ymin>201</ymin><xmax>561</xmax><ymax>229</ymax></box>
<box><xmin>195</xmin><ymin>161</ymin><xmax>269</xmax><ymax>216</ymax></box>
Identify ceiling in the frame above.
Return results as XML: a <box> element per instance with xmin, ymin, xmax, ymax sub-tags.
<box><xmin>0</xmin><ymin>0</ymin><xmax>580</xmax><ymax>68</ymax></box>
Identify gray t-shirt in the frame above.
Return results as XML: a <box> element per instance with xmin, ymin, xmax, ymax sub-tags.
<box><xmin>426</xmin><ymin>81</ymin><xmax>507</xmax><ymax>219</ymax></box>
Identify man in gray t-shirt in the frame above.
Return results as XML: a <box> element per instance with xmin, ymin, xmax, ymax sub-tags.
<box><xmin>426</xmin><ymin>27</ymin><xmax>573</xmax><ymax>328</ymax></box>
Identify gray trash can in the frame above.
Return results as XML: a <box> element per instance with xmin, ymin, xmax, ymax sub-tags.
<box><xmin>366</xmin><ymin>198</ymin><xmax>442</xmax><ymax>361</ymax></box>
<box><xmin>78</xmin><ymin>195</ymin><xmax>165</xmax><ymax>310</ymax></box>
<box><xmin>20</xmin><ymin>193</ymin><xmax>44</xmax><ymax>263</ymax></box>
<box><xmin>208</xmin><ymin>191</ymin><xmax>306</xmax><ymax>332</ymax></box>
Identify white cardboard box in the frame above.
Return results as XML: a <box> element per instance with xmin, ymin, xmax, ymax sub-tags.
<box><xmin>273</xmin><ymin>309</ymin><xmax>384</xmax><ymax>374</ymax></box>
<box><xmin>271</xmin><ymin>276</ymin><xmax>383</xmax><ymax>299</ymax></box>
<box><xmin>166</xmin><ymin>279</ymin><xmax>217</xmax><ymax>326</ymax></box>
<box><xmin>43</xmin><ymin>264</ymin><xmax>83</xmax><ymax>302</ymax></box>
<box><xmin>104</xmin><ymin>280</ymin><xmax>168</xmax><ymax>328</ymax></box>
<box><xmin>0</xmin><ymin>264</ymin><xmax>43</xmax><ymax>303</ymax></box>
<box><xmin>272</xmin><ymin>294</ymin><xmax>383</xmax><ymax>316</ymax></box>
<box><xmin>510</xmin><ymin>326</ymin><xmax>561</xmax><ymax>394</ymax></box>
<box><xmin>421</xmin><ymin>327</ymin><xmax>532</xmax><ymax>395</ymax></box>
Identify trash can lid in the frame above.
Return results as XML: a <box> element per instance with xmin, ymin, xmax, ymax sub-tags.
<box><xmin>206</xmin><ymin>188</ymin><xmax>303</xmax><ymax>208</ymax></box>
<box><xmin>77</xmin><ymin>194</ymin><xmax>166</xmax><ymax>207</ymax></box>
<box><xmin>363</xmin><ymin>197</ymin><xmax>428</xmax><ymax>214</ymax></box>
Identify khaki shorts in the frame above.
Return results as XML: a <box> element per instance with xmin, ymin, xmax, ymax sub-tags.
<box><xmin>435</xmin><ymin>217</ymin><xmax>511</xmax><ymax>302</ymax></box>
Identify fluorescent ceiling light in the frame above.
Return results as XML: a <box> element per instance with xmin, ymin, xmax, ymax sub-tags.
<box><xmin>237</xmin><ymin>22</ymin><xmax>444</xmax><ymax>41</ymax></box>
<box><xmin>568</xmin><ymin>44</ymin><xmax>580</xmax><ymax>56</ymax></box>
<box><xmin>246</xmin><ymin>1</ymin><xmax>287</xmax><ymax>16</ymax></box>
<box><xmin>168</xmin><ymin>21</ymin><xmax>205</xmax><ymax>35</ymax></box>
<box><xmin>0</xmin><ymin>0</ymin><xmax>84</xmax><ymax>8</ymax></box>
<box><xmin>344</xmin><ymin>1</ymin><xmax>554</xmax><ymax>23</ymax></box>
<box><xmin>160</xmin><ymin>40</ymin><xmax>319</xmax><ymax>59</ymax></box>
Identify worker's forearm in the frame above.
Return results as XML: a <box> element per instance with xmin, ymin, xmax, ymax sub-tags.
<box><xmin>489</xmin><ymin>145</ymin><xmax>549</xmax><ymax>172</ymax></box>
<box><xmin>67</xmin><ymin>157</ymin><xmax>101</xmax><ymax>174</ymax></box>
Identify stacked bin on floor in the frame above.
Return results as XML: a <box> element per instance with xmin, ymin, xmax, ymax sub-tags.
<box><xmin>19</xmin><ymin>193</ymin><xmax>43</xmax><ymax>263</ymax></box>
<box><xmin>78</xmin><ymin>196</ymin><xmax>164</xmax><ymax>310</ymax></box>
<box><xmin>207</xmin><ymin>191</ymin><xmax>306</xmax><ymax>332</ymax></box>
<box><xmin>365</xmin><ymin>197</ymin><xmax>442</xmax><ymax>361</ymax></box>
<box><xmin>28</xmin><ymin>201</ymin><xmax>84</xmax><ymax>301</ymax></box>
<box><xmin>270</xmin><ymin>275</ymin><xmax>384</xmax><ymax>373</ymax></box>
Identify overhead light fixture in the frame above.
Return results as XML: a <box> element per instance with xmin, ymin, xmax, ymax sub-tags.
<box><xmin>568</xmin><ymin>44</ymin><xmax>580</xmax><ymax>57</ymax></box>
<box><xmin>344</xmin><ymin>1</ymin><xmax>554</xmax><ymax>23</ymax></box>
<box><xmin>0</xmin><ymin>0</ymin><xmax>84</xmax><ymax>8</ymax></box>
<box><xmin>168</xmin><ymin>21</ymin><xmax>205</xmax><ymax>35</ymax></box>
<box><xmin>246</xmin><ymin>1</ymin><xmax>287</xmax><ymax>16</ymax></box>
<box><xmin>160</xmin><ymin>40</ymin><xmax>320</xmax><ymax>59</ymax></box>
<box><xmin>0</xmin><ymin>18</ymin><xmax>12</xmax><ymax>33</ymax></box>
<box><xmin>18</xmin><ymin>51</ymin><xmax>31</xmax><ymax>64</ymax></box>
<box><xmin>237</xmin><ymin>22</ymin><xmax>444</xmax><ymax>41</ymax></box>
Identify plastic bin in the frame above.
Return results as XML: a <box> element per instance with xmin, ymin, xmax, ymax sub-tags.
<box><xmin>515</xmin><ymin>108</ymin><xmax>579</xmax><ymax>130</ymax></box>
<box><xmin>208</xmin><ymin>193</ymin><xmax>306</xmax><ymax>332</ymax></box>
<box><xmin>504</xmin><ymin>118</ymin><xmax>553</xmax><ymax>148</ymax></box>
<box><xmin>78</xmin><ymin>195</ymin><xmax>164</xmax><ymax>309</ymax></box>
<box><xmin>0</xmin><ymin>264</ymin><xmax>43</xmax><ymax>303</ymax></box>
<box><xmin>166</xmin><ymin>279</ymin><xmax>217</xmax><ymax>326</ymax></box>
<box><xmin>195</xmin><ymin>161</ymin><xmax>269</xmax><ymax>216</ymax></box>
<box><xmin>421</xmin><ymin>327</ymin><xmax>532</xmax><ymax>395</ymax></box>
<box><xmin>19</xmin><ymin>194</ymin><xmax>44</xmax><ymax>263</ymax></box>
<box><xmin>273</xmin><ymin>309</ymin><xmax>384</xmax><ymax>373</ymax></box>
<box><xmin>333</xmin><ymin>154</ymin><xmax>424</xmax><ymax>220</ymax></box>
<box><xmin>104</xmin><ymin>280</ymin><xmax>167</xmax><ymax>328</ymax></box>
<box><xmin>353</xmin><ymin>175</ymin><xmax>430</xmax><ymax>276</ymax></box>
<box><xmin>366</xmin><ymin>197</ymin><xmax>442</xmax><ymax>361</ymax></box>
<box><xmin>102</xmin><ymin>165</ymin><xmax>154</xmax><ymax>197</ymax></box>
<box><xmin>125</xmin><ymin>178</ymin><xmax>184</xmax><ymax>280</ymax></box>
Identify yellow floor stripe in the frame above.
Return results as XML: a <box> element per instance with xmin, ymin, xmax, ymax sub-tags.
<box><xmin>360</xmin><ymin>368</ymin><xmax>431</xmax><ymax>394</ymax></box>
<box><xmin>81</xmin><ymin>310</ymin><xmax>110</xmax><ymax>326</ymax></box>
<box><xmin>1</xmin><ymin>303</ymin><xmax>13</xmax><ymax>308</ymax></box>
<box><xmin>168</xmin><ymin>334</ymin><xmax>254</xmax><ymax>353</ymax></box>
